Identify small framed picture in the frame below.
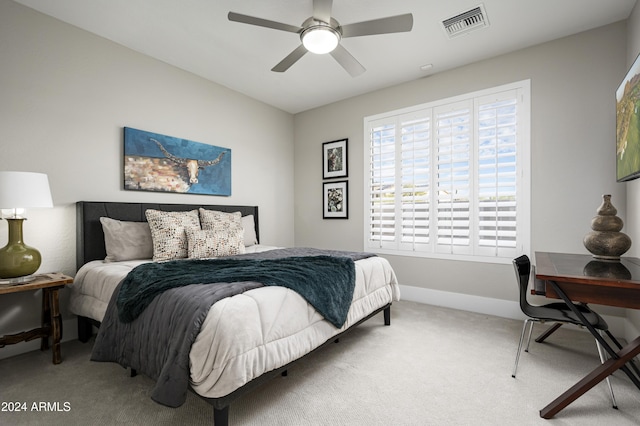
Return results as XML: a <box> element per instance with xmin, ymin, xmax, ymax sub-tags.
<box><xmin>323</xmin><ymin>180</ymin><xmax>348</xmax><ymax>219</ymax></box>
<box><xmin>322</xmin><ymin>138</ymin><xmax>348</xmax><ymax>179</ymax></box>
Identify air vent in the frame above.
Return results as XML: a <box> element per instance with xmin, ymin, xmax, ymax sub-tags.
<box><xmin>442</xmin><ymin>4</ymin><xmax>489</xmax><ymax>38</ymax></box>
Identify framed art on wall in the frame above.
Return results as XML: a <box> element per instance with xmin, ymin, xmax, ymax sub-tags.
<box><xmin>322</xmin><ymin>138</ymin><xmax>348</xmax><ymax>179</ymax></box>
<box><xmin>323</xmin><ymin>180</ymin><xmax>348</xmax><ymax>219</ymax></box>
<box><xmin>617</xmin><ymin>52</ymin><xmax>640</xmax><ymax>182</ymax></box>
<box><xmin>123</xmin><ymin>127</ymin><xmax>231</xmax><ymax>195</ymax></box>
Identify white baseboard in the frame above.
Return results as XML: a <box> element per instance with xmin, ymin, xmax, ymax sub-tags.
<box><xmin>399</xmin><ymin>284</ymin><xmax>630</xmax><ymax>341</ymax></box>
<box><xmin>0</xmin><ymin>317</ymin><xmax>78</xmax><ymax>361</ymax></box>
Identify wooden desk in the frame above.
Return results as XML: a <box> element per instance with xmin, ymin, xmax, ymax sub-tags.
<box><xmin>0</xmin><ymin>273</ymin><xmax>73</xmax><ymax>364</ymax></box>
<box><xmin>535</xmin><ymin>252</ymin><xmax>640</xmax><ymax>419</ymax></box>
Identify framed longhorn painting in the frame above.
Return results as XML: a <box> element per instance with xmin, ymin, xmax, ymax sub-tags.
<box><xmin>123</xmin><ymin>127</ymin><xmax>231</xmax><ymax>195</ymax></box>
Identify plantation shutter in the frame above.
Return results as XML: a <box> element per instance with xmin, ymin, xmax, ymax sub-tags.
<box><xmin>399</xmin><ymin>113</ymin><xmax>431</xmax><ymax>250</ymax></box>
<box><xmin>367</xmin><ymin>119</ymin><xmax>397</xmax><ymax>248</ymax></box>
<box><xmin>364</xmin><ymin>80</ymin><xmax>529</xmax><ymax>261</ymax></box>
<box><xmin>434</xmin><ymin>101</ymin><xmax>473</xmax><ymax>255</ymax></box>
<box><xmin>475</xmin><ymin>90</ymin><xmax>518</xmax><ymax>256</ymax></box>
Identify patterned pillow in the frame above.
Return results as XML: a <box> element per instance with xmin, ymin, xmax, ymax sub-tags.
<box><xmin>199</xmin><ymin>208</ymin><xmax>243</xmax><ymax>233</ymax></box>
<box><xmin>145</xmin><ymin>209</ymin><xmax>201</xmax><ymax>261</ymax></box>
<box><xmin>186</xmin><ymin>228</ymin><xmax>246</xmax><ymax>258</ymax></box>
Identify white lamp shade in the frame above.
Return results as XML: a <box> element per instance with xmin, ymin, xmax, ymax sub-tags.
<box><xmin>0</xmin><ymin>171</ymin><xmax>53</xmax><ymax>209</ymax></box>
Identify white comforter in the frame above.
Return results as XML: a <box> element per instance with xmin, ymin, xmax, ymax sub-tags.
<box><xmin>69</xmin><ymin>246</ymin><xmax>400</xmax><ymax>399</ymax></box>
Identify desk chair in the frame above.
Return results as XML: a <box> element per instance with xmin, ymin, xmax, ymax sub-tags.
<box><xmin>512</xmin><ymin>255</ymin><xmax>617</xmax><ymax>408</ymax></box>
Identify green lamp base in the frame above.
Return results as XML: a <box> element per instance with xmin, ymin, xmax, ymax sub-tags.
<box><xmin>0</xmin><ymin>218</ymin><xmax>42</xmax><ymax>279</ymax></box>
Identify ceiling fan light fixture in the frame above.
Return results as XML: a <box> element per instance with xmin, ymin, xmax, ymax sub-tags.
<box><xmin>301</xmin><ymin>25</ymin><xmax>340</xmax><ymax>54</ymax></box>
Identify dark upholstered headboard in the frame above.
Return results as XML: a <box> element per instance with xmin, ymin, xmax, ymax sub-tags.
<box><xmin>76</xmin><ymin>201</ymin><xmax>259</xmax><ymax>270</ymax></box>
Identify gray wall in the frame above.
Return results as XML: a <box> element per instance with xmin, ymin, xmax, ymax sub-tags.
<box><xmin>294</xmin><ymin>23</ymin><xmax>629</xmax><ymax>313</ymax></box>
<box><xmin>0</xmin><ymin>1</ymin><xmax>295</xmax><ymax>357</ymax></box>
<box><xmin>2</xmin><ymin>0</ymin><xmax>639</xmax><ymax>359</ymax></box>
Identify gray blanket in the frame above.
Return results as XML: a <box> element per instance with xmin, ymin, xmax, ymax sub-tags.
<box><xmin>91</xmin><ymin>247</ymin><xmax>375</xmax><ymax>407</ymax></box>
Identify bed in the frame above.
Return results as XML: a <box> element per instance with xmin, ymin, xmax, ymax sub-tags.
<box><xmin>71</xmin><ymin>201</ymin><xmax>400</xmax><ymax>425</ymax></box>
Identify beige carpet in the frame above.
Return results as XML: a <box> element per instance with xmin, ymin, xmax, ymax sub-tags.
<box><xmin>2</xmin><ymin>300</ymin><xmax>640</xmax><ymax>425</ymax></box>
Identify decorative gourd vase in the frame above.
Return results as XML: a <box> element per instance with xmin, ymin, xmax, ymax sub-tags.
<box><xmin>0</xmin><ymin>218</ymin><xmax>42</xmax><ymax>278</ymax></box>
<box><xmin>583</xmin><ymin>194</ymin><xmax>631</xmax><ymax>261</ymax></box>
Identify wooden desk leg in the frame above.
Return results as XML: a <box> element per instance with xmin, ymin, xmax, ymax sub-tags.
<box><xmin>549</xmin><ymin>281</ymin><xmax>640</xmax><ymax>389</ymax></box>
<box><xmin>41</xmin><ymin>288</ymin><xmax>51</xmax><ymax>351</ymax></box>
<box><xmin>50</xmin><ymin>288</ymin><xmax>62</xmax><ymax>364</ymax></box>
<box><xmin>540</xmin><ymin>336</ymin><xmax>640</xmax><ymax>419</ymax></box>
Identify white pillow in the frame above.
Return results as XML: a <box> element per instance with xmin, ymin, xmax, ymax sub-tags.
<box><xmin>241</xmin><ymin>215</ymin><xmax>258</xmax><ymax>246</ymax></box>
<box><xmin>100</xmin><ymin>217</ymin><xmax>153</xmax><ymax>262</ymax></box>
<box><xmin>145</xmin><ymin>209</ymin><xmax>200</xmax><ymax>261</ymax></box>
<box><xmin>186</xmin><ymin>228</ymin><xmax>245</xmax><ymax>258</ymax></box>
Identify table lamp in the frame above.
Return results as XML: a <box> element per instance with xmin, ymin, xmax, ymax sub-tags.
<box><xmin>0</xmin><ymin>171</ymin><xmax>53</xmax><ymax>283</ymax></box>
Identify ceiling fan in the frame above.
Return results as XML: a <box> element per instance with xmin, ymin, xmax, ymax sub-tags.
<box><xmin>228</xmin><ymin>0</ymin><xmax>413</xmax><ymax>77</ymax></box>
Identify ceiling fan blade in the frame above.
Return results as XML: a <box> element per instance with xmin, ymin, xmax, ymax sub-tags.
<box><xmin>271</xmin><ymin>45</ymin><xmax>308</xmax><ymax>72</ymax></box>
<box><xmin>341</xmin><ymin>13</ymin><xmax>413</xmax><ymax>38</ymax></box>
<box><xmin>312</xmin><ymin>0</ymin><xmax>333</xmax><ymax>23</ymax></box>
<box><xmin>330</xmin><ymin>44</ymin><xmax>365</xmax><ymax>77</ymax></box>
<box><xmin>228</xmin><ymin>12</ymin><xmax>302</xmax><ymax>33</ymax></box>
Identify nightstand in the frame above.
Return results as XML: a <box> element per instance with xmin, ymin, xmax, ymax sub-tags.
<box><xmin>0</xmin><ymin>273</ymin><xmax>73</xmax><ymax>364</ymax></box>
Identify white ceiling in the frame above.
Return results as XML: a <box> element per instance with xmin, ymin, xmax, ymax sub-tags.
<box><xmin>13</xmin><ymin>0</ymin><xmax>637</xmax><ymax>114</ymax></box>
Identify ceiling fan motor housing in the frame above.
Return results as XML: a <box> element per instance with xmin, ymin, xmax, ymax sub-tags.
<box><xmin>300</xmin><ymin>18</ymin><xmax>342</xmax><ymax>54</ymax></box>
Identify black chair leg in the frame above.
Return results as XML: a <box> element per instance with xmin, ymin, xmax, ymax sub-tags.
<box><xmin>535</xmin><ymin>323</ymin><xmax>563</xmax><ymax>343</ymax></box>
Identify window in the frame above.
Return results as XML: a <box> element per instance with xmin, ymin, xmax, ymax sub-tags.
<box><xmin>364</xmin><ymin>81</ymin><xmax>530</xmax><ymax>263</ymax></box>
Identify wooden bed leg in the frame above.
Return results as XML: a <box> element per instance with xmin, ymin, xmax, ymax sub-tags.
<box><xmin>384</xmin><ymin>306</ymin><xmax>391</xmax><ymax>326</ymax></box>
<box><xmin>77</xmin><ymin>316</ymin><xmax>93</xmax><ymax>343</ymax></box>
<box><xmin>281</xmin><ymin>370</ymin><xmax>288</xmax><ymax>377</ymax></box>
<box><xmin>213</xmin><ymin>406</ymin><xmax>229</xmax><ymax>426</ymax></box>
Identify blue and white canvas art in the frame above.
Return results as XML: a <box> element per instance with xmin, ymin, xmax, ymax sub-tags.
<box><xmin>124</xmin><ymin>127</ymin><xmax>231</xmax><ymax>196</ymax></box>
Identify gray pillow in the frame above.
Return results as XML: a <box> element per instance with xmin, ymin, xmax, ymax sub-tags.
<box><xmin>100</xmin><ymin>217</ymin><xmax>153</xmax><ymax>262</ymax></box>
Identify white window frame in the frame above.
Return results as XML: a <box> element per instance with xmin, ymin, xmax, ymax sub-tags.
<box><xmin>363</xmin><ymin>80</ymin><xmax>530</xmax><ymax>264</ymax></box>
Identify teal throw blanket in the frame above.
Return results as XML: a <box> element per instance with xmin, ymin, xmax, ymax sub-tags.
<box><xmin>117</xmin><ymin>255</ymin><xmax>356</xmax><ymax>328</ymax></box>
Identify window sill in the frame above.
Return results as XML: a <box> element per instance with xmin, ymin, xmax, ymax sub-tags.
<box><xmin>368</xmin><ymin>248</ymin><xmax>516</xmax><ymax>265</ymax></box>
